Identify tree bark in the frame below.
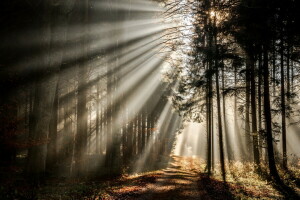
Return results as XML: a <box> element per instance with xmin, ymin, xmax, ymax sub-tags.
<box><xmin>263</xmin><ymin>44</ymin><xmax>281</xmax><ymax>182</ymax></box>
<box><xmin>245</xmin><ymin>56</ymin><xmax>252</xmax><ymax>161</ymax></box>
<box><xmin>46</xmin><ymin>87</ymin><xmax>59</xmax><ymax>172</ymax></box>
<box><xmin>216</xmin><ymin>65</ymin><xmax>226</xmax><ymax>182</ymax></box>
<box><xmin>74</xmin><ymin>0</ymin><xmax>89</xmax><ymax>176</ymax></box>
<box><xmin>280</xmin><ymin>37</ymin><xmax>287</xmax><ymax>169</ymax></box>
<box><xmin>248</xmin><ymin>53</ymin><xmax>260</xmax><ymax>167</ymax></box>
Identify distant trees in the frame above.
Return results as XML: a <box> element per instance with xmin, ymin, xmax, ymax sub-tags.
<box><xmin>164</xmin><ymin>0</ymin><xmax>300</xmax><ymax>183</ymax></box>
<box><xmin>25</xmin><ymin>0</ymin><xmax>76</xmax><ymax>184</ymax></box>
<box><xmin>0</xmin><ymin>0</ymin><xmax>181</xmax><ymax>185</ymax></box>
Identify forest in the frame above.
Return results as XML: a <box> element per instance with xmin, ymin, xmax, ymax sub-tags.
<box><xmin>0</xmin><ymin>0</ymin><xmax>300</xmax><ymax>199</ymax></box>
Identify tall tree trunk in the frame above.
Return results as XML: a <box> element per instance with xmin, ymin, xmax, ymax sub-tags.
<box><xmin>263</xmin><ymin>45</ymin><xmax>281</xmax><ymax>182</ymax></box>
<box><xmin>216</xmin><ymin>65</ymin><xmax>226</xmax><ymax>182</ymax></box>
<box><xmin>96</xmin><ymin>77</ymin><xmax>100</xmax><ymax>154</ymax></box>
<box><xmin>105</xmin><ymin>65</ymin><xmax>113</xmax><ymax>170</ymax></box>
<box><xmin>74</xmin><ymin>0</ymin><xmax>89</xmax><ymax>176</ymax></box>
<box><xmin>211</xmin><ymin>86</ymin><xmax>214</xmax><ymax>172</ymax></box>
<box><xmin>206</xmin><ymin>78</ymin><xmax>212</xmax><ymax>175</ymax></box>
<box><xmin>62</xmin><ymin>86</ymin><xmax>73</xmax><ymax>172</ymax></box>
<box><xmin>213</xmin><ymin>10</ymin><xmax>225</xmax><ymax>179</ymax></box>
<box><xmin>287</xmin><ymin>47</ymin><xmax>290</xmax><ymax>97</ymax></box>
<box><xmin>206</xmin><ymin>61</ymin><xmax>212</xmax><ymax>175</ymax></box>
<box><xmin>141</xmin><ymin>111</ymin><xmax>146</xmax><ymax>153</ymax></box>
<box><xmin>46</xmin><ymin>87</ymin><xmax>59</xmax><ymax>172</ymax></box>
<box><xmin>272</xmin><ymin>40</ymin><xmax>276</xmax><ymax>96</ymax></box>
<box><xmin>291</xmin><ymin>47</ymin><xmax>294</xmax><ymax>93</ymax></box>
<box><xmin>137</xmin><ymin>114</ymin><xmax>142</xmax><ymax>155</ymax></box>
<box><xmin>222</xmin><ymin>64</ymin><xmax>233</xmax><ymax>161</ymax></box>
<box><xmin>258</xmin><ymin>51</ymin><xmax>264</xmax><ymax>159</ymax></box>
<box><xmin>248</xmin><ymin>53</ymin><xmax>260</xmax><ymax>167</ymax></box>
<box><xmin>245</xmin><ymin>58</ymin><xmax>252</xmax><ymax>161</ymax></box>
<box><xmin>280</xmin><ymin>37</ymin><xmax>287</xmax><ymax>169</ymax></box>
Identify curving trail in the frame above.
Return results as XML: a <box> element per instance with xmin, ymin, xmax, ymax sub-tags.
<box><xmin>107</xmin><ymin>156</ymin><xmax>212</xmax><ymax>200</ymax></box>
<box><xmin>104</xmin><ymin>155</ymin><xmax>296</xmax><ymax>200</ymax></box>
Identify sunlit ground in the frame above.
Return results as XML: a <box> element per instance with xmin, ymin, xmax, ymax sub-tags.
<box><xmin>30</xmin><ymin>155</ymin><xmax>299</xmax><ymax>200</ymax></box>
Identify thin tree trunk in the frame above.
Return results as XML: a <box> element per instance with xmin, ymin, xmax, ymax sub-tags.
<box><xmin>74</xmin><ymin>0</ymin><xmax>89</xmax><ymax>176</ymax></box>
<box><xmin>138</xmin><ymin>114</ymin><xmax>142</xmax><ymax>155</ymax></box>
<box><xmin>272</xmin><ymin>40</ymin><xmax>276</xmax><ymax>96</ymax></box>
<box><xmin>222</xmin><ymin>63</ymin><xmax>233</xmax><ymax>161</ymax></box>
<box><xmin>141</xmin><ymin>111</ymin><xmax>146</xmax><ymax>153</ymax></box>
<box><xmin>46</xmin><ymin>87</ymin><xmax>59</xmax><ymax>171</ymax></box>
<box><xmin>96</xmin><ymin>77</ymin><xmax>100</xmax><ymax>154</ymax></box>
<box><xmin>258</xmin><ymin>51</ymin><xmax>263</xmax><ymax>159</ymax></box>
<box><xmin>213</xmin><ymin>8</ymin><xmax>225</xmax><ymax>179</ymax></box>
<box><xmin>280</xmin><ymin>37</ymin><xmax>287</xmax><ymax>169</ymax></box>
<box><xmin>248</xmin><ymin>54</ymin><xmax>260</xmax><ymax>167</ymax></box>
<box><xmin>206</xmin><ymin>62</ymin><xmax>212</xmax><ymax>175</ymax></box>
<box><xmin>245</xmin><ymin>58</ymin><xmax>252</xmax><ymax>161</ymax></box>
<box><xmin>216</xmin><ymin>65</ymin><xmax>226</xmax><ymax>182</ymax></box>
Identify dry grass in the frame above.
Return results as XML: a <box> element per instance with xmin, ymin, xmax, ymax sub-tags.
<box><xmin>203</xmin><ymin>160</ymin><xmax>300</xmax><ymax>199</ymax></box>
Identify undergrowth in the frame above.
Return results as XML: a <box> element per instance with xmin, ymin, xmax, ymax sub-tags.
<box><xmin>200</xmin><ymin>160</ymin><xmax>300</xmax><ymax>200</ymax></box>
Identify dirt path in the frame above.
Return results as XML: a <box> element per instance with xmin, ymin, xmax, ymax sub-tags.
<box><xmin>105</xmin><ymin>155</ymin><xmax>298</xmax><ymax>200</ymax></box>
<box><xmin>107</xmin><ymin>156</ymin><xmax>209</xmax><ymax>200</ymax></box>
<box><xmin>141</xmin><ymin>156</ymin><xmax>206</xmax><ymax>200</ymax></box>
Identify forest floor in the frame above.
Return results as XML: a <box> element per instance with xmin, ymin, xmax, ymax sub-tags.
<box><xmin>37</xmin><ymin>156</ymin><xmax>300</xmax><ymax>200</ymax></box>
<box><xmin>1</xmin><ymin>155</ymin><xmax>299</xmax><ymax>199</ymax></box>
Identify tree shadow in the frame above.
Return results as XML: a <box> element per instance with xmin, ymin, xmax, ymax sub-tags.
<box><xmin>259</xmin><ymin>167</ymin><xmax>300</xmax><ymax>199</ymax></box>
<box><xmin>283</xmin><ymin>168</ymin><xmax>300</xmax><ymax>188</ymax></box>
<box><xmin>197</xmin><ymin>173</ymin><xmax>235</xmax><ymax>200</ymax></box>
